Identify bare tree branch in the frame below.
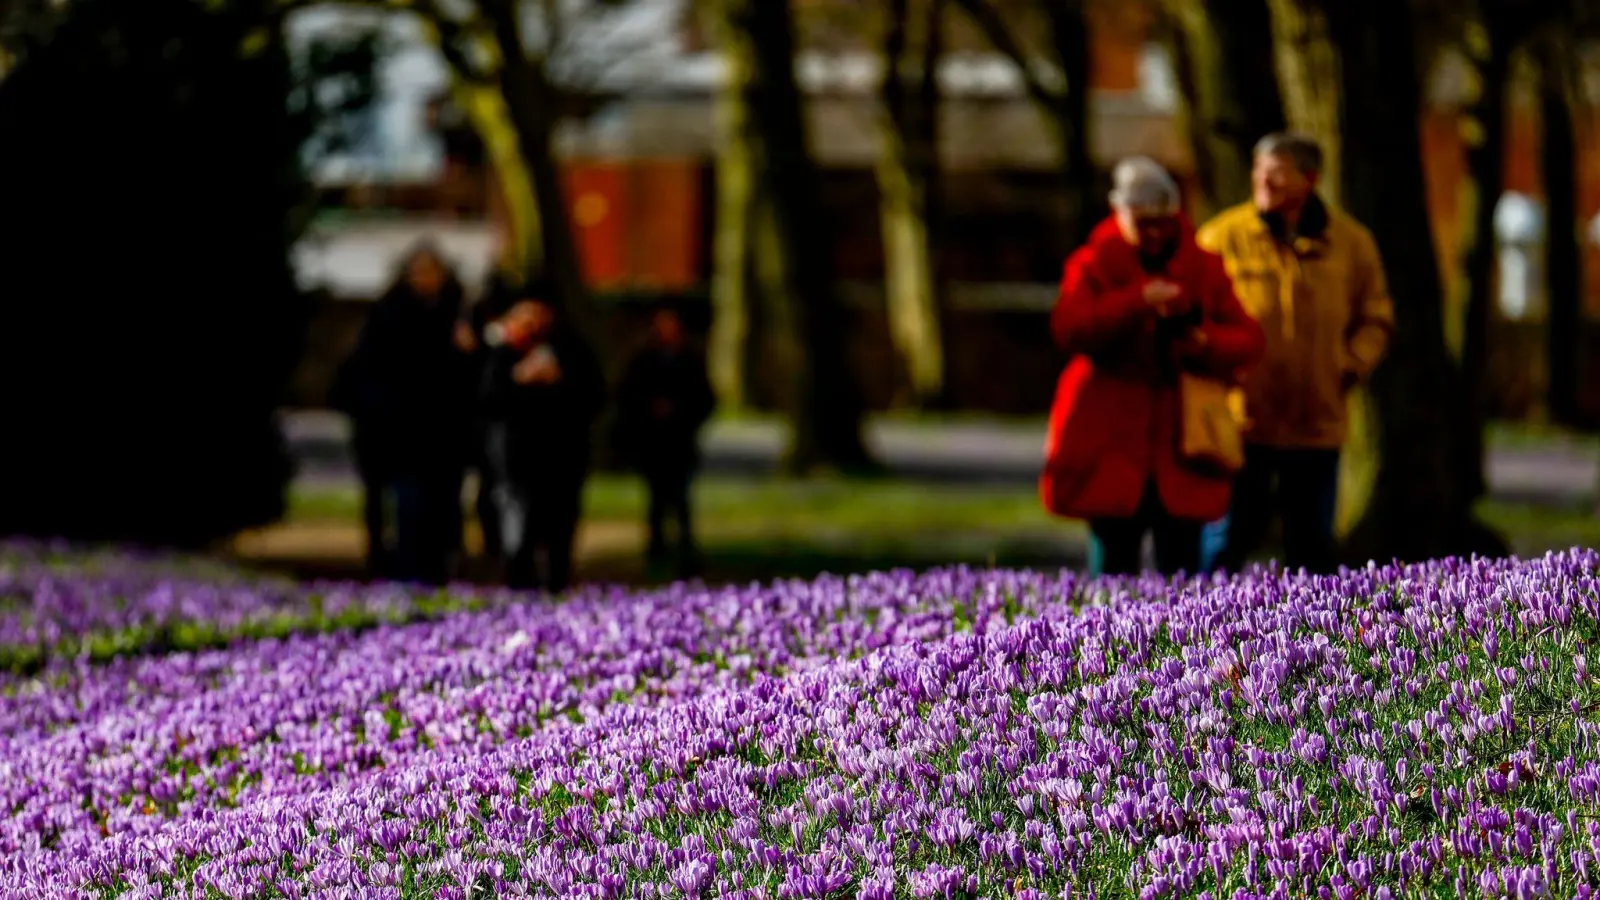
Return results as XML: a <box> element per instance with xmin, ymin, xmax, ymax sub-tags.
<box><xmin>948</xmin><ymin>0</ymin><xmax>1060</xmax><ymax>110</ymax></box>
<box><xmin>423</xmin><ymin>0</ymin><xmax>496</xmax><ymax>84</ymax></box>
<box><xmin>540</xmin><ymin>0</ymin><xmax>562</xmax><ymax>52</ymax></box>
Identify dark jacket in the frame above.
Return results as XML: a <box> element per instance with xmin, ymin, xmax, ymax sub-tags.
<box><xmin>480</xmin><ymin>329</ymin><xmax>607</xmax><ymax>482</ymax></box>
<box><xmin>332</xmin><ymin>279</ymin><xmax>476</xmax><ymax>477</ymax></box>
<box><xmin>615</xmin><ymin>342</ymin><xmax>716</xmax><ymax>474</ymax></box>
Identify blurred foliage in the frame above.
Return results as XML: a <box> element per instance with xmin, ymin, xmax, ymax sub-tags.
<box><xmin>0</xmin><ymin>0</ymin><xmax>379</xmax><ymax>548</ymax></box>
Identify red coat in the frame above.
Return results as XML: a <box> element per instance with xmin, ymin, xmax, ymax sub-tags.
<box><xmin>1041</xmin><ymin>216</ymin><xmax>1265</xmax><ymax>523</ymax></box>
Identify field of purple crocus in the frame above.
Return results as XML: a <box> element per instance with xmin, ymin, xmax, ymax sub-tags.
<box><xmin>0</xmin><ymin>545</ymin><xmax>1598</xmax><ymax>899</ymax></box>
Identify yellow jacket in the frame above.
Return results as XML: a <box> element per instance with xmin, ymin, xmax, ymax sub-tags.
<box><xmin>1197</xmin><ymin>199</ymin><xmax>1395</xmax><ymax>449</ymax></box>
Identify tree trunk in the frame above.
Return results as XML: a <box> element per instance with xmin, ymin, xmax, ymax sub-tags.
<box><xmin>877</xmin><ymin>0</ymin><xmax>946</xmax><ymax>407</ymax></box>
<box><xmin>1542</xmin><ymin>42</ymin><xmax>1582</xmax><ymax>427</ymax></box>
<box><xmin>948</xmin><ymin>0</ymin><xmax>1094</xmax><ymax>246</ymax></box>
<box><xmin>454</xmin><ymin>81</ymin><xmax>542</xmax><ymax>279</ymax></box>
<box><xmin>1264</xmin><ymin>0</ymin><xmax>1342</xmax><ymax>206</ymax></box>
<box><xmin>1455</xmin><ymin>22</ymin><xmax>1512</xmax><ymax>507</ymax></box>
<box><xmin>722</xmin><ymin>0</ymin><xmax>873</xmax><ymax>473</ymax></box>
<box><xmin>1046</xmin><ymin>2</ymin><xmax>1097</xmax><ymax>248</ymax></box>
<box><xmin>703</xmin><ymin>0</ymin><xmax>756</xmax><ymax>411</ymax></box>
<box><xmin>1160</xmin><ymin>0</ymin><xmax>1285</xmax><ymax>219</ymax></box>
<box><xmin>483</xmin><ymin>0</ymin><xmax>589</xmax><ymax>322</ymax></box>
<box><xmin>1325</xmin><ymin>0</ymin><xmax>1507</xmax><ymax>563</ymax></box>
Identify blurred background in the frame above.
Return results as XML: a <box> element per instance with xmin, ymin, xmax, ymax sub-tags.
<box><xmin>1</xmin><ymin>0</ymin><xmax>1597</xmax><ymax>585</ymax></box>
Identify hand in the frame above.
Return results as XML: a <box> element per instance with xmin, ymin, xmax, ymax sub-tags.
<box><xmin>1172</xmin><ymin>327</ymin><xmax>1209</xmax><ymax>360</ymax></box>
<box><xmin>1143</xmin><ymin>280</ymin><xmax>1189</xmax><ymax>317</ymax></box>
<box><xmin>453</xmin><ymin>321</ymin><xmax>477</xmax><ymax>353</ymax></box>
<box><xmin>1142</xmin><ymin>280</ymin><xmax>1181</xmax><ymax>305</ymax></box>
<box><xmin>513</xmin><ymin>352</ymin><xmax>562</xmax><ymax>385</ymax></box>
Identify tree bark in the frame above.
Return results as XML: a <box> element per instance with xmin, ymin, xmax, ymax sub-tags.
<box><xmin>1542</xmin><ymin>40</ymin><xmax>1582</xmax><ymax>426</ymax></box>
<box><xmin>454</xmin><ymin>82</ymin><xmax>541</xmax><ymax>277</ymax></box>
<box><xmin>1455</xmin><ymin>18</ymin><xmax>1513</xmax><ymax>506</ymax></box>
<box><xmin>1264</xmin><ymin>0</ymin><xmax>1343</xmax><ymax>206</ymax></box>
<box><xmin>877</xmin><ymin>0</ymin><xmax>946</xmax><ymax>407</ymax></box>
<box><xmin>703</xmin><ymin>0</ymin><xmax>756</xmax><ymax>411</ymax></box>
<box><xmin>721</xmin><ymin>0</ymin><xmax>873</xmax><ymax>473</ymax></box>
<box><xmin>1044</xmin><ymin>2</ymin><xmax>1097</xmax><ymax>248</ymax></box>
<box><xmin>482</xmin><ymin>0</ymin><xmax>589</xmax><ymax>322</ymax></box>
<box><xmin>1160</xmin><ymin>0</ymin><xmax>1285</xmax><ymax>219</ymax></box>
<box><xmin>950</xmin><ymin>0</ymin><xmax>1096</xmax><ymax>247</ymax></box>
<box><xmin>1323</xmin><ymin>0</ymin><xmax>1508</xmax><ymax>563</ymax></box>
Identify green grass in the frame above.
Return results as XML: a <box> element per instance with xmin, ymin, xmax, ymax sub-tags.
<box><xmin>287</xmin><ymin>473</ymin><xmax>1596</xmax><ymax>561</ymax></box>
<box><xmin>1477</xmin><ymin>499</ymin><xmax>1600</xmax><ymax>554</ymax></box>
<box><xmin>280</xmin><ymin>476</ymin><xmax>1084</xmax><ymax>584</ymax></box>
<box><xmin>1486</xmin><ymin>419</ymin><xmax>1600</xmax><ymax>452</ymax></box>
<box><xmin>290</xmin><ymin>475</ymin><xmax>1057</xmax><ymax>535</ymax></box>
<box><xmin>273</xmin><ymin>416</ymin><xmax>1600</xmax><ymax>586</ymax></box>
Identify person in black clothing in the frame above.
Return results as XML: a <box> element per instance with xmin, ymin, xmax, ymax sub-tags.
<box><xmin>616</xmin><ymin>304</ymin><xmax>716</xmax><ymax>577</ymax></box>
<box><xmin>331</xmin><ymin>241</ymin><xmax>476</xmax><ymax>584</ymax></box>
<box><xmin>479</xmin><ymin>285</ymin><xmax>606</xmax><ymax>592</ymax></box>
<box><xmin>464</xmin><ymin>274</ymin><xmax>518</xmax><ymax>571</ymax></box>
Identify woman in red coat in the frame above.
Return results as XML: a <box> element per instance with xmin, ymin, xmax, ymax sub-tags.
<box><xmin>1042</xmin><ymin>157</ymin><xmax>1265</xmax><ymax>576</ymax></box>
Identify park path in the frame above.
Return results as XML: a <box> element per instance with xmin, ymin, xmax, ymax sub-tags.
<box><xmin>234</xmin><ymin>412</ymin><xmax>1595</xmax><ymax>581</ymax></box>
<box><xmin>281</xmin><ymin>411</ymin><xmax>1599</xmax><ymax>507</ymax></box>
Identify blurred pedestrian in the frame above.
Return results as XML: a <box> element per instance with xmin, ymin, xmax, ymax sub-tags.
<box><xmin>331</xmin><ymin>241</ymin><xmax>477</xmax><ymax>584</ymax></box>
<box><xmin>616</xmin><ymin>302</ymin><xmax>716</xmax><ymax>578</ymax></box>
<box><xmin>479</xmin><ymin>284</ymin><xmax>606</xmax><ymax>592</ymax></box>
<box><xmin>464</xmin><ymin>273</ymin><xmax>519</xmax><ymax>572</ymax></box>
<box><xmin>1197</xmin><ymin>133</ymin><xmax>1395</xmax><ymax>575</ymax></box>
<box><xmin>1042</xmin><ymin>158</ymin><xmax>1265</xmax><ymax>577</ymax></box>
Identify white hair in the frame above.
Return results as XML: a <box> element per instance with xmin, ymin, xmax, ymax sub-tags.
<box><xmin>1108</xmin><ymin>156</ymin><xmax>1180</xmax><ymax>215</ymax></box>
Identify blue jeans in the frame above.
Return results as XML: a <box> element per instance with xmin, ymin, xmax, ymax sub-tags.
<box><xmin>1208</xmin><ymin>445</ymin><xmax>1341</xmax><ymax>575</ymax></box>
<box><xmin>1198</xmin><ymin>516</ymin><xmax>1230</xmax><ymax>573</ymax></box>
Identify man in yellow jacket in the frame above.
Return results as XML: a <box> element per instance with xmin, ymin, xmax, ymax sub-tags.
<box><xmin>1196</xmin><ymin>132</ymin><xmax>1395</xmax><ymax>574</ymax></box>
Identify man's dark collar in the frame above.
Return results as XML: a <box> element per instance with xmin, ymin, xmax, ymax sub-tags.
<box><xmin>1260</xmin><ymin>193</ymin><xmax>1330</xmax><ymax>244</ymax></box>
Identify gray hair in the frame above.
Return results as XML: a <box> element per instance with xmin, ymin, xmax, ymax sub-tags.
<box><xmin>1107</xmin><ymin>156</ymin><xmax>1180</xmax><ymax>215</ymax></box>
<box><xmin>1254</xmin><ymin>132</ymin><xmax>1324</xmax><ymax>177</ymax></box>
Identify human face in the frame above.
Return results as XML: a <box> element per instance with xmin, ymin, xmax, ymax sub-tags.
<box><xmin>406</xmin><ymin>252</ymin><xmax>447</xmax><ymax>300</ymax></box>
<box><xmin>503</xmin><ymin>299</ymin><xmax>555</xmax><ymax>346</ymax></box>
<box><xmin>1252</xmin><ymin>152</ymin><xmax>1316</xmax><ymax>216</ymax></box>
<box><xmin>1114</xmin><ymin>207</ymin><xmax>1181</xmax><ymax>259</ymax></box>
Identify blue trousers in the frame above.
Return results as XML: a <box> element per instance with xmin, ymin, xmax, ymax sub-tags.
<box><xmin>1198</xmin><ymin>516</ymin><xmax>1230</xmax><ymax>574</ymax></box>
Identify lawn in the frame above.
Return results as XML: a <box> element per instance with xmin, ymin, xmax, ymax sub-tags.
<box><xmin>269</xmin><ymin>476</ymin><xmax>1086</xmax><ymax>585</ymax></box>
<box><xmin>262</xmin><ymin>471</ymin><xmax>1598</xmax><ymax>588</ymax></box>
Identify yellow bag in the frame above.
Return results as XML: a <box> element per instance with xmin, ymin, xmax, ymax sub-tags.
<box><xmin>1178</xmin><ymin>372</ymin><xmax>1246</xmax><ymax>473</ymax></box>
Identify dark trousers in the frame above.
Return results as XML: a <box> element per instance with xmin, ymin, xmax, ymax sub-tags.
<box><xmin>1213</xmin><ymin>444</ymin><xmax>1340</xmax><ymax>575</ymax></box>
<box><xmin>1089</xmin><ymin>482</ymin><xmax>1202</xmax><ymax>577</ymax></box>
<box><xmin>358</xmin><ymin>472</ymin><xmax>388</xmax><ymax>577</ymax></box>
<box><xmin>386</xmin><ymin>472</ymin><xmax>462</xmax><ymax>586</ymax></box>
<box><xmin>645</xmin><ymin>466</ymin><xmax>698</xmax><ymax>573</ymax></box>
<box><xmin>486</xmin><ymin>425</ymin><xmax>583</xmax><ymax>593</ymax></box>
<box><xmin>471</xmin><ymin>429</ymin><xmax>503</xmax><ymax>562</ymax></box>
<box><xmin>474</xmin><ymin>468</ymin><xmax>502</xmax><ymax>561</ymax></box>
<box><xmin>351</xmin><ymin>430</ymin><xmax>391</xmax><ymax>578</ymax></box>
<box><xmin>496</xmin><ymin>481</ymin><xmax>582</xmax><ymax>593</ymax></box>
